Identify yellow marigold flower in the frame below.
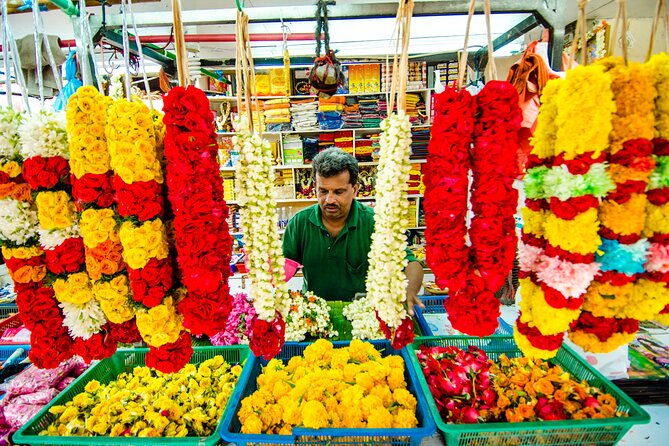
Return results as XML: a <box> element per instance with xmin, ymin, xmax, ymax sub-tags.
<box><xmin>597</xmin><ymin>57</ymin><xmax>656</xmax><ymax>153</ymax></box>
<box><xmin>647</xmin><ymin>52</ymin><xmax>669</xmax><ymax>138</ymax></box>
<box><xmin>393</xmin><ymin>408</ymin><xmax>418</xmax><ymax>428</ymax></box>
<box><xmin>599</xmin><ymin>194</ymin><xmax>647</xmax><ymax>236</ymax></box>
<box><xmin>530</xmin><ymin>78</ymin><xmax>562</xmax><ymax>159</ymax></box>
<box><xmin>644</xmin><ymin>202</ymin><xmax>669</xmax><ymax>236</ymax></box>
<box><xmin>367</xmin><ymin>406</ymin><xmax>393</xmax><ymax>428</ymax></box>
<box><xmin>36</xmin><ymin>191</ymin><xmax>76</xmax><ymax>230</ymax></box>
<box><xmin>2</xmin><ymin>245</ymin><xmax>43</xmax><ymax>260</ymax></box>
<box><xmin>544</xmin><ymin>208</ymin><xmax>601</xmax><ymax>255</ymax></box>
<box><xmin>519</xmin><ymin>278</ymin><xmax>581</xmax><ymax>335</ymax></box>
<box><xmin>520</xmin><ymin>207</ymin><xmax>546</xmax><ymax>238</ymax></box>
<box><xmin>569</xmin><ymin>329</ymin><xmax>636</xmax><ymax>353</ymax></box>
<box><xmin>0</xmin><ymin>161</ymin><xmax>21</xmax><ymax>178</ymax></box>
<box><xmin>53</xmin><ymin>272</ymin><xmax>93</xmax><ymax>305</ymax></box>
<box><xmin>302</xmin><ymin>400</ymin><xmax>329</xmax><ymax>429</ymax></box>
<box><xmin>555</xmin><ymin>64</ymin><xmax>614</xmax><ymax>159</ymax></box>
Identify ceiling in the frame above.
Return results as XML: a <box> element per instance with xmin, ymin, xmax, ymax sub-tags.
<box><xmin>2</xmin><ymin>0</ymin><xmax>664</xmax><ymax>74</ymax></box>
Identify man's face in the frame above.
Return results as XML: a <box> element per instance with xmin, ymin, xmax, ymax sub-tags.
<box><xmin>316</xmin><ymin>171</ymin><xmax>359</xmax><ymax>221</ymax></box>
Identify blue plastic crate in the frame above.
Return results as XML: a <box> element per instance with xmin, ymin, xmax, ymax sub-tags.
<box><xmin>220</xmin><ymin>340</ymin><xmax>437</xmax><ymax>445</ymax></box>
<box><xmin>414</xmin><ymin>295</ymin><xmax>513</xmax><ymax>336</ymax></box>
<box><xmin>0</xmin><ymin>344</ymin><xmax>29</xmax><ymax>362</ymax></box>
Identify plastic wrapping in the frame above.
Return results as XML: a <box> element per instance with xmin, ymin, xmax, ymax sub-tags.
<box><xmin>6</xmin><ymin>357</ymin><xmax>83</xmax><ymax>396</ymax></box>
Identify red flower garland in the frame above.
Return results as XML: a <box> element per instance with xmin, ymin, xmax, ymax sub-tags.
<box><xmin>569</xmin><ymin>311</ymin><xmax>639</xmax><ymax>342</ymax></box>
<box><xmin>113</xmin><ymin>175</ymin><xmax>164</xmax><ymax>222</ymax></box>
<box><xmin>72</xmin><ymin>326</ymin><xmax>118</xmax><ymax>363</ymax></box>
<box><xmin>127</xmin><ymin>257</ymin><xmax>174</xmax><ymax>308</ymax></box>
<box><xmin>109</xmin><ymin>318</ymin><xmax>143</xmax><ymax>344</ymax></box>
<box><xmin>145</xmin><ymin>331</ymin><xmax>193</xmax><ymax>373</ymax></box>
<box><xmin>44</xmin><ymin>237</ymin><xmax>86</xmax><ymax>275</ymax></box>
<box><xmin>249</xmin><ymin>313</ymin><xmax>285</xmax><ymax>360</ymax></box>
<box><xmin>425</xmin><ymin>82</ymin><xmax>521</xmax><ymax>336</ymax></box>
<box><xmin>377</xmin><ymin>312</ymin><xmax>415</xmax><ymax>350</ymax></box>
<box><xmin>22</xmin><ymin>156</ymin><xmax>69</xmax><ymax>190</ymax></box>
<box><xmin>70</xmin><ymin>173</ymin><xmax>115</xmax><ymax>210</ymax></box>
<box><xmin>163</xmin><ymin>86</ymin><xmax>233</xmax><ymax>337</ymax></box>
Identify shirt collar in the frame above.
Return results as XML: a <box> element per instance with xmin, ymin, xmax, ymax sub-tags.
<box><xmin>309</xmin><ymin>200</ymin><xmax>360</xmax><ymax>230</ymax></box>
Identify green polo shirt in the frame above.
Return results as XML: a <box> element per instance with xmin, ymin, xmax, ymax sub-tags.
<box><xmin>282</xmin><ymin>200</ymin><xmax>417</xmax><ymax>301</ymax></box>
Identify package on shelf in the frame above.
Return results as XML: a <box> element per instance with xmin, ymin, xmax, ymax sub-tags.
<box><xmin>291</xmin><ymin>67</ymin><xmax>311</xmax><ymax>96</ymax></box>
<box><xmin>218</xmin><ymin>136</ymin><xmax>235</xmax><ymax>167</ymax></box>
<box><xmin>302</xmin><ymin>137</ymin><xmax>320</xmax><ymax>163</ymax></box>
<box><xmin>334</xmin><ymin>130</ymin><xmax>354</xmax><ymax>155</ymax></box>
<box><xmin>355</xmin><ymin>138</ymin><xmax>374</xmax><ymax>162</ymax></box>
<box><xmin>209</xmin><ymin>75</ymin><xmax>231</xmax><ymax>94</ymax></box>
<box><xmin>236</xmin><ymin>101</ymin><xmax>265</xmax><ymax>131</ymax></box>
<box><xmin>337</xmin><ymin>65</ymin><xmax>349</xmax><ymax>94</ymax></box>
<box><xmin>290</xmin><ymin>98</ymin><xmax>319</xmax><ymax>131</ymax></box>
<box><xmin>408</xmin><ymin>199</ymin><xmax>418</xmax><ymax>227</ymax></box>
<box><xmin>381</xmin><ymin>61</ymin><xmax>427</xmax><ymax>91</ymax></box>
<box><xmin>369</xmin><ymin>133</ymin><xmax>381</xmax><ymax>160</ymax></box>
<box><xmin>269</xmin><ymin>68</ymin><xmax>291</xmax><ymax>96</ymax></box>
<box><xmin>406</xmin><ymin>93</ymin><xmax>427</xmax><ymax>125</ymax></box>
<box><xmin>407</xmin><ymin>163</ymin><xmax>424</xmax><ymax>195</ymax></box>
<box><xmin>273</xmin><ymin>169</ymin><xmax>295</xmax><ymax>200</ymax></box>
<box><xmin>264</xmin><ymin>98</ymin><xmax>292</xmax><ymax>132</ymax></box>
<box><xmin>318</xmin><ymin>133</ymin><xmax>336</xmax><ymax>153</ymax></box>
<box><xmin>436</xmin><ymin>61</ymin><xmax>459</xmax><ymax>87</ymax></box>
<box><xmin>254</xmin><ymin>73</ymin><xmax>272</xmax><ymax>96</ymax></box>
<box><xmin>347</xmin><ymin>64</ymin><xmax>381</xmax><ymax>94</ymax></box>
<box><xmin>282</xmin><ymin>134</ymin><xmax>304</xmax><ymax>165</ymax></box>
<box><xmin>318</xmin><ymin>97</ymin><xmax>345</xmax><ymax>130</ymax></box>
<box><xmin>295</xmin><ymin>168</ymin><xmax>315</xmax><ymax>198</ymax></box>
<box><xmin>223</xmin><ymin>177</ymin><xmax>236</xmax><ymax>202</ymax></box>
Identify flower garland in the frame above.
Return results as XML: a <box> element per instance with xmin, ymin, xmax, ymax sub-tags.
<box><xmin>210</xmin><ymin>292</ymin><xmax>256</xmax><ymax>346</ymax></box>
<box><xmin>284</xmin><ymin>291</ymin><xmax>338</xmax><ymax>342</ymax></box>
<box><xmin>425</xmin><ymin>81</ymin><xmax>521</xmax><ymax>338</ymax></box>
<box><xmin>163</xmin><ymin>86</ymin><xmax>233</xmax><ymax>343</ymax></box>
<box><xmin>92</xmin><ymin>274</ymin><xmax>135</xmax><ymax>324</ymax></box>
<box><xmin>515</xmin><ymin>64</ymin><xmax>615</xmax><ymax>358</ymax></box>
<box><xmin>0</xmin><ymin>107</ymin><xmax>22</xmax><ymax>161</ymax></box>
<box><xmin>135</xmin><ymin>294</ymin><xmax>185</xmax><ymax>348</ymax></box>
<box><xmin>342</xmin><ymin>297</ymin><xmax>385</xmax><ymax>340</ymax></box>
<box><xmin>569</xmin><ymin>311</ymin><xmax>638</xmax><ymax>353</ymax></box>
<box><xmin>0</xmin><ymin>199</ymin><xmax>38</xmax><ymax>246</ymax></box>
<box><xmin>79</xmin><ymin>208</ymin><xmax>126</xmax><ymax>280</ymax></box>
<box><xmin>645</xmin><ymin>53</ymin><xmax>669</xmax><ymax>327</ymax></box>
<box><xmin>233</xmin><ymin>114</ymin><xmax>288</xmax><ymax>359</ymax></box>
<box><xmin>66</xmin><ymin>86</ymin><xmax>115</xmax><ymax>209</ymax></box>
<box><xmin>365</xmin><ymin>112</ymin><xmax>413</xmax><ymax>348</ymax></box>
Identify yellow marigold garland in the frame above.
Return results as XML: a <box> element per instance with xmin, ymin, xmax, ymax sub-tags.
<box><xmin>643</xmin><ymin>202</ymin><xmax>669</xmax><ymax>236</ymax></box>
<box><xmin>79</xmin><ymin>209</ymin><xmax>119</xmax><ymax>249</ymax></box>
<box><xmin>518</xmin><ymin>278</ymin><xmax>581</xmax><ymax>335</ymax></box>
<box><xmin>647</xmin><ymin>53</ymin><xmax>669</xmax><ymax>139</ymax></box>
<box><xmin>529</xmin><ymin>79</ymin><xmax>562</xmax><ymax>159</ymax></box>
<box><xmin>520</xmin><ymin>208</ymin><xmax>547</xmax><ymax>238</ymax></box>
<box><xmin>543</xmin><ymin>208</ymin><xmax>602</xmax><ymax>256</ymax></box>
<box><xmin>92</xmin><ymin>275</ymin><xmax>135</xmax><ymax>324</ymax></box>
<box><xmin>555</xmin><ymin>64</ymin><xmax>614</xmax><ymax>159</ymax></box>
<box><xmin>513</xmin><ymin>329</ymin><xmax>559</xmax><ymax>360</ymax></box>
<box><xmin>35</xmin><ymin>191</ymin><xmax>77</xmax><ymax>230</ymax></box>
<box><xmin>1</xmin><ymin>245</ymin><xmax>43</xmax><ymax>259</ymax></box>
<box><xmin>568</xmin><ymin>330</ymin><xmax>635</xmax><ymax>354</ymax></box>
<box><xmin>599</xmin><ymin>194</ymin><xmax>649</xmax><ymax>236</ymax></box>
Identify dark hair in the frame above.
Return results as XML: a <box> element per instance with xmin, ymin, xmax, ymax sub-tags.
<box><xmin>312</xmin><ymin>147</ymin><xmax>359</xmax><ymax>185</ymax></box>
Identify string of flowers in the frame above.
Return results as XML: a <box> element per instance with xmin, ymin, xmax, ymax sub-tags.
<box><xmin>645</xmin><ymin>52</ymin><xmax>669</xmax><ymax>327</ymax></box>
<box><xmin>1</xmin><ymin>107</ymin><xmax>75</xmax><ymax>368</ymax></box>
<box><xmin>284</xmin><ymin>291</ymin><xmax>338</xmax><ymax>342</ymax></box>
<box><xmin>515</xmin><ymin>64</ymin><xmax>616</xmax><ymax>359</ymax></box>
<box><xmin>163</xmin><ymin>86</ymin><xmax>234</xmax><ymax>343</ymax></box>
<box><xmin>210</xmin><ymin>292</ymin><xmax>256</xmax><ymax>346</ymax></box>
<box><xmin>233</xmin><ymin>115</ymin><xmax>289</xmax><ymax>359</ymax></box>
<box><xmin>569</xmin><ymin>58</ymin><xmax>658</xmax><ymax>353</ymax></box>
<box><xmin>342</xmin><ymin>298</ymin><xmax>384</xmax><ymax>340</ymax></box>
<box><xmin>366</xmin><ymin>112</ymin><xmax>415</xmax><ymax>348</ymax></box>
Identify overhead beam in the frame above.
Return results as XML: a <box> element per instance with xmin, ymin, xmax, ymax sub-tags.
<box><xmin>474</xmin><ymin>15</ymin><xmax>541</xmax><ymax>70</ymax></box>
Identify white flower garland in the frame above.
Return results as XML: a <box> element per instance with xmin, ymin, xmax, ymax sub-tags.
<box><xmin>109</xmin><ymin>74</ymin><xmax>124</xmax><ymax>100</ymax></box>
<box><xmin>38</xmin><ymin>224</ymin><xmax>82</xmax><ymax>251</ymax></box>
<box><xmin>233</xmin><ymin>116</ymin><xmax>289</xmax><ymax>321</ymax></box>
<box><xmin>18</xmin><ymin>109</ymin><xmax>69</xmax><ymax>159</ymax></box>
<box><xmin>342</xmin><ymin>298</ymin><xmax>384</xmax><ymax>340</ymax></box>
<box><xmin>0</xmin><ymin>107</ymin><xmax>22</xmax><ymax>161</ymax></box>
<box><xmin>0</xmin><ymin>198</ymin><xmax>39</xmax><ymax>245</ymax></box>
<box><xmin>60</xmin><ymin>299</ymin><xmax>107</xmax><ymax>340</ymax></box>
<box><xmin>284</xmin><ymin>291</ymin><xmax>338</xmax><ymax>342</ymax></box>
<box><xmin>366</xmin><ymin>112</ymin><xmax>412</xmax><ymax>329</ymax></box>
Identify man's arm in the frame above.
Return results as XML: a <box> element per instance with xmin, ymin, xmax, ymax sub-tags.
<box><xmin>405</xmin><ymin>260</ymin><xmax>424</xmax><ymax>316</ymax></box>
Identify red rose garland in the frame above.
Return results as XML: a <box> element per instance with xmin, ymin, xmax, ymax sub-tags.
<box><xmin>22</xmin><ymin>156</ymin><xmax>69</xmax><ymax>190</ymax></box>
<box><xmin>249</xmin><ymin>313</ymin><xmax>286</xmax><ymax>361</ymax></box>
<box><xmin>163</xmin><ymin>86</ymin><xmax>233</xmax><ymax>337</ymax></box>
<box><xmin>425</xmin><ymin>81</ymin><xmax>521</xmax><ymax>337</ymax></box>
<box><xmin>146</xmin><ymin>331</ymin><xmax>194</xmax><ymax>373</ymax></box>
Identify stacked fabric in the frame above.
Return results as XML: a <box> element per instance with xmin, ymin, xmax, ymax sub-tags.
<box><xmin>238</xmin><ymin>101</ymin><xmax>265</xmax><ymax>131</ymax></box>
<box><xmin>405</xmin><ymin>93</ymin><xmax>427</xmax><ymax>125</ymax></box>
<box><xmin>407</xmin><ymin>163</ymin><xmax>425</xmax><ymax>195</ymax></box>
<box><xmin>302</xmin><ymin>137</ymin><xmax>320</xmax><ymax>164</ymax></box>
<box><xmin>334</xmin><ymin>131</ymin><xmax>354</xmax><ymax>155</ymax></box>
<box><xmin>319</xmin><ymin>133</ymin><xmax>336</xmax><ymax>152</ymax></box>
<box><xmin>354</xmin><ymin>138</ymin><xmax>374</xmax><ymax>162</ymax></box>
<box><xmin>359</xmin><ymin>95</ymin><xmax>382</xmax><ymax>128</ymax></box>
<box><xmin>342</xmin><ymin>97</ymin><xmax>363</xmax><ymax>129</ymax></box>
<box><xmin>263</xmin><ymin>98</ymin><xmax>291</xmax><ymax>132</ymax></box>
<box><xmin>410</xmin><ymin>126</ymin><xmax>430</xmax><ymax>158</ymax></box>
<box><xmin>318</xmin><ymin>97</ymin><xmax>345</xmax><ymax>130</ymax></box>
<box><xmin>290</xmin><ymin>99</ymin><xmax>319</xmax><ymax>131</ymax></box>
<box><xmin>370</xmin><ymin>133</ymin><xmax>381</xmax><ymax>160</ymax></box>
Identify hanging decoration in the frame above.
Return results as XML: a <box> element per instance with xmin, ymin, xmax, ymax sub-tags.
<box><xmin>424</xmin><ymin>0</ymin><xmax>521</xmax><ymax>337</ymax></box>
<box><xmin>233</xmin><ymin>7</ymin><xmax>290</xmax><ymax>360</ymax></box>
<box><xmin>162</xmin><ymin>0</ymin><xmax>233</xmax><ymax>361</ymax></box>
<box><xmin>308</xmin><ymin>0</ymin><xmax>343</xmax><ymax>98</ymax></box>
<box><xmin>366</xmin><ymin>0</ymin><xmax>415</xmax><ymax>349</ymax></box>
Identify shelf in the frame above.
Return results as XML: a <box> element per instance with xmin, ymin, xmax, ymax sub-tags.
<box><xmin>221</xmin><ymin>159</ymin><xmax>425</xmax><ymax>172</ymax></box>
<box><xmin>216</xmin><ymin>124</ymin><xmax>430</xmax><ymax>138</ymax></box>
<box><xmin>207</xmin><ymin>89</ymin><xmax>431</xmax><ymax>102</ymax></box>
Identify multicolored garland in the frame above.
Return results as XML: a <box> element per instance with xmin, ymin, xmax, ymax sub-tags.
<box><xmin>424</xmin><ymin>81</ymin><xmax>521</xmax><ymax>337</ymax></box>
<box><xmin>515</xmin><ymin>64</ymin><xmax>615</xmax><ymax>359</ymax></box>
<box><xmin>367</xmin><ymin>112</ymin><xmax>415</xmax><ymax>348</ymax></box>
<box><xmin>233</xmin><ymin>115</ymin><xmax>289</xmax><ymax>359</ymax></box>
<box><xmin>163</xmin><ymin>86</ymin><xmax>233</xmax><ymax>340</ymax></box>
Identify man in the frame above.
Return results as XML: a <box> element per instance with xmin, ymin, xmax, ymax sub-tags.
<box><xmin>283</xmin><ymin>147</ymin><xmax>425</xmax><ymax>315</ymax></box>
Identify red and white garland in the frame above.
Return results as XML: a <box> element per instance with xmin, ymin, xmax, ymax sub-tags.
<box><xmin>424</xmin><ymin>81</ymin><xmax>521</xmax><ymax>337</ymax></box>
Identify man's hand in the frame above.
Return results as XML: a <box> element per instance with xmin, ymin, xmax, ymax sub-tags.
<box><xmin>407</xmin><ymin>289</ymin><xmax>425</xmax><ymax>317</ymax></box>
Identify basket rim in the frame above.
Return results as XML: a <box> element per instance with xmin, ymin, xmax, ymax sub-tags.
<box><xmin>407</xmin><ymin>335</ymin><xmax>651</xmax><ymax>435</ymax></box>
<box><xmin>13</xmin><ymin>345</ymin><xmax>251</xmax><ymax>446</ymax></box>
<box><xmin>219</xmin><ymin>339</ymin><xmax>437</xmax><ymax>444</ymax></box>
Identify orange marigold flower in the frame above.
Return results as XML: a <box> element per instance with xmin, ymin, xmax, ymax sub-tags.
<box><xmin>597</xmin><ymin>393</ymin><xmax>617</xmax><ymax>407</ymax></box>
<box><xmin>534</xmin><ymin>378</ymin><xmax>555</xmax><ymax>396</ymax></box>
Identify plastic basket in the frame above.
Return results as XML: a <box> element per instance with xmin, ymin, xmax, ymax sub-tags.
<box><xmin>0</xmin><ymin>344</ymin><xmax>29</xmax><ymax>362</ymax></box>
<box><xmin>407</xmin><ymin>336</ymin><xmax>650</xmax><ymax>446</ymax></box>
<box><xmin>0</xmin><ymin>313</ymin><xmax>27</xmax><ymax>345</ymax></box>
<box><xmin>0</xmin><ymin>304</ymin><xmax>18</xmax><ymax>319</ymax></box>
<box><xmin>14</xmin><ymin>346</ymin><xmax>251</xmax><ymax>446</ymax></box>
<box><xmin>220</xmin><ymin>340</ymin><xmax>437</xmax><ymax>445</ymax></box>
<box><xmin>414</xmin><ymin>295</ymin><xmax>512</xmax><ymax>336</ymax></box>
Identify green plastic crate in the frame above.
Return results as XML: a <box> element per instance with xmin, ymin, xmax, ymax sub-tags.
<box><xmin>327</xmin><ymin>300</ymin><xmax>422</xmax><ymax>342</ymax></box>
<box><xmin>407</xmin><ymin>336</ymin><xmax>650</xmax><ymax>446</ymax></box>
<box><xmin>13</xmin><ymin>346</ymin><xmax>251</xmax><ymax>446</ymax></box>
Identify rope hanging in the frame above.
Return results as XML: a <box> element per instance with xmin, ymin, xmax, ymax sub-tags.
<box><xmin>456</xmin><ymin>0</ymin><xmax>497</xmax><ymax>91</ymax></box>
<box><xmin>387</xmin><ymin>0</ymin><xmax>414</xmax><ymax>115</ymax></box>
<box><xmin>31</xmin><ymin>0</ymin><xmax>64</xmax><ymax>101</ymax></box>
<box><xmin>569</xmin><ymin>0</ymin><xmax>589</xmax><ymax>68</ymax></box>
<box><xmin>608</xmin><ymin>0</ymin><xmax>630</xmax><ymax>64</ymax></box>
<box><xmin>308</xmin><ymin>0</ymin><xmax>342</xmax><ymax>99</ymax></box>
<box><xmin>235</xmin><ymin>9</ymin><xmax>262</xmax><ymax>134</ymax></box>
<box><xmin>171</xmin><ymin>0</ymin><xmax>189</xmax><ymax>87</ymax></box>
<box><xmin>647</xmin><ymin>0</ymin><xmax>669</xmax><ymax>61</ymax></box>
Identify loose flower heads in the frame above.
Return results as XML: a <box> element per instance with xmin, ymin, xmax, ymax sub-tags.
<box><xmin>284</xmin><ymin>291</ymin><xmax>338</xmax><ymax>342</ymax></box>
<box><xmin>233</xmin><ymin>115</ymin><xmax>289</xmax><ymax>360</ymax></box>
<box><xmin>424</xmin><ymin>81</ymin><xmax>521</xmax><ymax>337</ymax></box>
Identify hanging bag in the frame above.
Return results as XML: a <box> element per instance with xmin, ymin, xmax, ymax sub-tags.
<box><xmin>308</xmin><ymin>0</ymin><xmax>342</xmax><ymax>98</ymax></box>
